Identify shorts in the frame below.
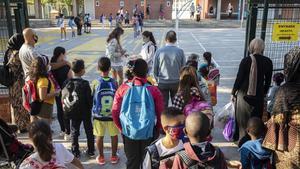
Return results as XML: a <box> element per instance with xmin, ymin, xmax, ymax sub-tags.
<box><xmin>87</xmin><ymin>23</ymin><xmax>91</xmax><ymax>27</ymax></box>
<box><xmin>93</xmin><ymin>120</ymin><xmax>119</xmax><ymax>137</ymax></box>
<box><xmin>111</xmin><ymin>65</ymin><xmax>123</xmax><ymax>72</ymax></box>
<box><xmin>38</xmin><ymin>103</ymin><xmax>53</xmax><ymax>119</ymax></box>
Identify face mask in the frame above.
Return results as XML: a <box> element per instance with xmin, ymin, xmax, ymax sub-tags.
<box><xmin>167</xmin><ymin>124</ymin><xmax>185</xmax><ymax>140</ymax></box>
<box><xmin>33</xmin><ymin>35</ymin><xmax>38</xmax><ymax>43</ymax></box>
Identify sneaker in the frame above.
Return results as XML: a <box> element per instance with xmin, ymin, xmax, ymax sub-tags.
<box><xmin>110</xmin><ymin>155</ymin><xmax>119</xmax><ymax>164</ymax></box>
<box><xmin>59</xmin><ymin>131</ymin><xmax>65</xmax><ymax>137</ymax></box>
<box><xmin>86</xmin><ymin>150</ymin><xmax>95</xmax><ymax>158</ymax></box>
<box><xmin>61</xmin><ymin>38</ymin><xmax>65</xmax><ymax>41</ymax></box>
<box><xmin>64</xmin><ymin>134</ymin><xmax>71</xmax><ymax>141</ymax></box>
<box><xmin>96</xmin><ymin>155</ymin><xmax>105</xmax><ymax>165</ymax></box>
<box><xmin>73</xmin><ymin>151</ymin><xmax>81</xmax><ymax>158</ymax></box>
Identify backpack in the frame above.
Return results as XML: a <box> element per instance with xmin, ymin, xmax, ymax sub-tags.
<box><xmin>61</xmin><ymin>79</ymin><xmax>84</xmax><ymax>118</ymax></box>
<box><xmin>207</xmin><ymin>68</ymin><xmax>220</xmax><ymax>86</ymax></box>
<box><xmin>24</xmin><ymin>150</ymin><xmax>67</xmax><ymax>169</ymax></box>
<box><xmin>177</xmin><ymin>151</ymin><xmax>211</xmax><ymax>169</ymax></box>
<box><xmin>92</xmin><ymin>77</ymin><xmax>117</xmax><ymax>121</ymax></box>
<box><xmin>22</xmin><ymin>78</ymin><xmax>51</xmax><ymax>116</ymax></box>
<box><xmin>0</xmin><ymin>50</ymin><xmax>14</xmax><ymax>87</ymax></box>
<box><xmin>120</xmin><ymin>80</ymin><xmax>156</xmax><ymax>140</ymax></box>
<box><xmin>147</xmin><ymin>44</ymin><xmax>157</xmax><ymax>54</ymax></box>
<box><xmin>144</xmin><ymin>140</ymin><xmax>182</xmax><ymax>169</ymax></box>
<box><xmin>183</xmin><ymin>98</ymin><xmax>213</xmax><ymax>124</ymax></box>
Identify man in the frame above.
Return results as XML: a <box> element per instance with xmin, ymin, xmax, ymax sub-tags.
<box><xmin>153</xmin><ymin>30</ymin><xmax>185</xmax><ymax>108</ymax></box>
<box><xmin>146</xmin><ymin>4</ymin><xmax>151</xmax><ymax>19</ymax></box>
<box><xmin>74</xmin><ymin>15</ymin><xmax>82</xmax><ymax>35</ymax></box>
<box><xmin>190</xmin><ymin>3</ymin><xmax>195</xmax><ymax>19</ymax></box>
<box><xmin>19</xmin><ymin>28</ymin><xmax>70</xmax><ymax>81</ymax></box>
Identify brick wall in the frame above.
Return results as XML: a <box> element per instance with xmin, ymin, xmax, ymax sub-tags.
<box><xmin>94</xmin><ymin>0</ymin><xmax>173</xmax><ymax>20</ymax></box>
<box><xmin>0</xmin><ymin>95</ymin><xmax>11</xmax><ymax>123</ymax></box>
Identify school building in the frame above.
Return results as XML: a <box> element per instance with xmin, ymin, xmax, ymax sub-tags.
<box><xmin>84</xmin><ymin>0</ymin><xmax>244</xmax><ymax>20</ymax></box>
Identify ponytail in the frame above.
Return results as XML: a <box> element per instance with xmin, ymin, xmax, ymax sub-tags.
<box><xmin>29</xmin><ymin>120</ymin><xmax>54</xmax><ymax>162</ymax></box>
<box><xmin>203</xmin><ymin>52</ymin><xmax>212</xmax><ymax>67</ymax></box>
<box><xmin>142</xmin><ymin>31</ymin><xmax>156</xmax><ymax>46</ymax></box>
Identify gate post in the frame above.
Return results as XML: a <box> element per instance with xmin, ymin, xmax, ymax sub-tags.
<box><xmin>4</xmin><ymin>0</ymin><xmax>13</xmax><ymax>37</ymax></box>
<box><xmin>244</xmin><ymin>1</ymin><xmax>258</xmax><ymax>57</ymax></box>
<box><xmin>260</xmin><ymin>0</ymin><xmax>269</xmax><ymax>40</ymax></box>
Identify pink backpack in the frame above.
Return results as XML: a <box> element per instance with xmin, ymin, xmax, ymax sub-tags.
<box><xmin>183</xmin><ymin>98</ymin><xmax>214</xmax><ymax>124</ymax></box>
<box><xmin>208</xmin><ymin>68</ymin><xmax>220</xmax><ymax>86</ymax></box>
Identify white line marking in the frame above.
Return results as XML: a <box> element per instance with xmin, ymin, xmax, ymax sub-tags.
<box><xmin>190</xmin><ymin>32</ymin><xmax>220</xmax><ymax>68</ymax></box>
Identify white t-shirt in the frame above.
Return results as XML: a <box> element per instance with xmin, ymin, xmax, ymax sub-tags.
<box><xmin>140</xmin><ymin>41</ymin><xmax>156</xmax><ymax>72</ymax></box>
<box><xmin>142</xmin><ymin>139</ymin><xmax>184</xmax><ymax>169</ymax></box>
<box><xmin>19</xmin><ymin>143</ymin><xmax>74</xmax><ymax>169</ymax></box>
<box><xmin>19</xmin><ymin>44</ymin><xmax>41</xmax><ymax>81</ymax></box>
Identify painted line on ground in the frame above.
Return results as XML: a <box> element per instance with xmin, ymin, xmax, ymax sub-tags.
<box><xmin>190</xmin><ymin>32</ymin><xmax>220</xmax><ymax>68</ymax></box>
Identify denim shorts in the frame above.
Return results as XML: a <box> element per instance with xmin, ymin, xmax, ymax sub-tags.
<box><xmin>111</xmin><ymin>66</ymin><xmax>123</xmax><ymax>72</ymax></box>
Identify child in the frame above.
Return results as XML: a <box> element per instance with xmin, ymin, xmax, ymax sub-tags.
<box><xmin>239</xmin><ymin>117</ymin><xmax>272</xmax><ymax>169</ymax></box>
<box><xmin>62</xmin><ymin>59</ymin><xmax>95</xmax><ymax>158</ymax></box>
<box><xmin>112</xmin><ymin>58</ymin><xmax>164</xmax><ymax>169</ymax></box>
<box><xmin>109</xmin><ymin>13</ymin><xmax>113</xmax><ymax>29</ymax></box>
<box><xmin>142</xmin><ymin>107</ymin><xmax>185</xmax><ymax>169</ymax></box>
<box><xmin>91</xmin><ymin>57</ymin><xmax>119</xmax><ymax>165</ymax></box>
<box><xmin>172</xmin><ymin>112</ymin><xmax>228</xmax><ymax>169</ymax></box>
<box><xmin>68</xmin><ymin>16</ymin><xmax>76</xmax><ymax>38</ymax></box>
<box><xmin>266</xmin><ymin>72</ymin><xmax>284</xmax><ymax>113</ymax></box>
<box><xmin>20</xmin><ymin>120</ymin><xmax>83</xmax><ymax>169</ymax></box>
<box><xmin>199</xmin><ymin>63</ymin><xmax>217</xmax><ymax>106</ymax></box>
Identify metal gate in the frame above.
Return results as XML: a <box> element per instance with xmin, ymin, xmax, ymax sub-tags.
<box><xmin>244</xmin><ymin>0</ymin><xmax>300</xmax><ymax>71</ymax></box>
<box><xmin>0</xmin><ymin>0</ymin><xmax>29</xmax><ymax>59</ymax></box>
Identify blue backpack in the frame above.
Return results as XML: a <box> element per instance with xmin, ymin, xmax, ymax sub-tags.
<box><xmin>92</xmin><ymin>77</ymin><xmax>117</xmax><ymax>120</ymax></box>
<box><xmin>120</xmin><ymin>81</ymin><xmax>156</xmax><ymax>140</ymax></box>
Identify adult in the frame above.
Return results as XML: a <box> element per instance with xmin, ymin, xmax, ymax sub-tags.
<box><xmin>263</xmin><ymin>47</ymin><xmax>300</xmax><ymax>169</ymax></box>
<box><xmin>140</xmin><ymin>31</ymin><xmax>156</xmax><ymax>73</ymax></box>
<box><xmin>4</xmin><ymin>33</ymin><xmax>29</xmax><ymax>132</ymax></box>
<box><xmin>19</xmin><ymin>28</ymin><xmax>70</xmax><ymax>81</ymax></box>
<box><xmin>57</xmin><ymin>14</ymin><xmax>66</xmax><ymax>41</ymax></box>
<box><xmin>105</xmin><ymin>27</ymin><xmax>126</xmax><ymax>86</ymax></box>
<box><xmin>146</xmin><ymin>4</ymin><xmax>151</xmax><ymax>19</ymax></box>
<box><xmin>228</xmin><ymin>3</ymin><xmax>233</xmax><ymax>17</ymax></box>
<box><xmin>132</xmin><ymin>14</ymin><xmax>140</xmax><ymax>38</ymax></box>
<box><xmin>196</xmin><ymin>4</ymin><xmax>202</xmax><ymax>21</ymax></box>
<box><xmin>153</xmin><ymin>30</ymin><xmax>185</xmax><ymax>108</ymax></box>
<box><xmin>124</xmin><ymin>10</ymin><xmax>130</xmax><ymax>25</ymax></box>
<box><xmin>133</xmin><ymin>4</ymin><xmax>138</xmax><ymax>15</ymax></box>
<box><xmin>231</xmin><ymin>38</ymin><xmax>273</xmax><ymax>143</ymax></box>
<box><xmin>74</xmin><ymin>15</ymin><xmax>82</xmax><ymax>35</ymax></box>
<box><xmin>159</xmin><ymin>4</ymin><xmax>164</xmax><ymax>20</ymax></box>
<box><xmin>50</xmin><ymin>47</ymin><xmax>73</xmax><ymax>139</ymax></box>
<box><xmin>190</xmin><ymin>2</ymin><xmax>195</xmax><ymax>19</ymax></box>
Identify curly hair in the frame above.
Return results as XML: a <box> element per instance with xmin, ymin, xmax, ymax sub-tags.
<box><xmin>107</xmin><ymin>27</ymin><xmax>124</xmax><ymax>45</ymax></box>
<box><xmin>29</xmin><ymin>57</ymin><xmax>48</xmax><ymax>83</ymax></box>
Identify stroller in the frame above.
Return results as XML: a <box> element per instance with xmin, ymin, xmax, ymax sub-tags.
<box><xmin>0</xmin><ymin>119</ymin><xmax>33</xmax><ymax>169</ymax></box>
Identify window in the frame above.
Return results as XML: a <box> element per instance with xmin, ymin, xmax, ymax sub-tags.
<box><xmin>141</xmin><ymin>0</ymin><xmax>144</xmax><ymax>6</ymax></box>
<box><xmin>120</xmin><ymin>0</ymin><xmax>124</xmax><ymax>7</ymax></box>
<box><xmin>95</xmin><ymin>0</ymin><xmax>99</xmax><ymax>6</ymax></box>
<box><xmin>167</xmin><ymin>1</ymin><xmax>171</xmax><ymax>7</ymax></box>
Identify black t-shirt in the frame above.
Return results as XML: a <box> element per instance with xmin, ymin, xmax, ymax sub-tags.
<box><xmin>51</xmin><ymin>65</ymin><xmax>70</xmax><ymax>88</ymax></box>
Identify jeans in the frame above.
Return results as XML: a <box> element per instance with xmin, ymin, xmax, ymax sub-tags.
<box><xmin>158</xmin><ymin>83</ymin><xmax>179</xmax><ymax>109</ymax></box>
<box><xmin>123</xmin><ymin>135</ymin><xmax>152</xmax><ymax>169</ymax></box>
<box><xmin>55</xmin><ymin>96</ymin><xmax>70</xmax><ymax>134</ymax></box>
<box><xmin>71</xmin><ymin>118</ymin><xmax>95</xmax><ymax>153</ymax></box>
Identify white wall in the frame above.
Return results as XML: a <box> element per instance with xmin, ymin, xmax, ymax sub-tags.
<box><xmin>84</xmin><ymin>0</ymin><xmax>95</xmax><ymax>19</ymax></box>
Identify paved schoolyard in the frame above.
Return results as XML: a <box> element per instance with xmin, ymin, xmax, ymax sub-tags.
<box><xmin>17</xmin><ymin>27</ymin><xmax>245</xmax><ymax>168</ymax></box>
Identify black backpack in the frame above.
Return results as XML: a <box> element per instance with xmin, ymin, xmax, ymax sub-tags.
<box><xmin>144</xmin><ymin>140</ymin><xmax>182</xmax><ymax>169</ymax></box>
<box><xmin>0</xmin><ymin>51</ymin><xmax>14</xmax><ymax>87</ymax></box>
<box><xmin>61</xmin><ymin>79</ymin><xmax>85</xmax><ymax>118</ymax></box>
<box><xmin>147</xmin><ymin>44</ymin><xmax>157</xmax><ymax>54</ymax></box>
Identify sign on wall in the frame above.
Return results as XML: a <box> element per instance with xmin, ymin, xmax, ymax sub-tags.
<box><xmin>120</xmin><ymin>0</ymin><xmax>124</xmax><ymax>7</ymax></box>
<box><xmin>272</xmin><ymin>22</ymin><xmax>300</xmax><ymax>42</ymax></box>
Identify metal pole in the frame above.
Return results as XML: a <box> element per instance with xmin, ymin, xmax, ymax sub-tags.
<box><xmin>238</xmin><ymin>0</ymin><xmax>241</xmax><ymax>20</ymax></box>
<box><xmin>5</xmin><ymin>0</ymin><xmax>13</xmax><ymax>37</ymax></box>
<box><xmin>260</xmin><ymin>0</ymin><xmax>269</xmax><ymax>40</ymax></box>
<box><xmin>175</xmin><ymin>0</ymin><xmax>179</xmax><ymax>34</ymax></box>
<box><xmin>240</xmin><ymin>0</ymin><xmax>245</xmax><ymax>28</ymax></box>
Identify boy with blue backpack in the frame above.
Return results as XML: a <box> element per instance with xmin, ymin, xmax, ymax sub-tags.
<box><xmin>91</xmin><ymin>57</ymin><xmax>119</xmax><ymax>165</ymax></box>
<box><xmin>112</xmin><ymin>58</ymin><xmax>164</xmax><ymax>169</ymax></box>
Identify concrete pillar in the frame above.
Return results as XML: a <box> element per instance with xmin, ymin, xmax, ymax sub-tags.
<box><xmin>34</xmin><ymin>0</ymin><xmax>42</xmax><ymax>18</ymax></box>
<box><xmin>216</xmin><ymin>0</ymin><xmax>221</xmax><ymax>20</ymax></box>
<box><xmin>72</xmin><ymin>0</ymin><xmax>78</xmax><ymax>16</ymax></box>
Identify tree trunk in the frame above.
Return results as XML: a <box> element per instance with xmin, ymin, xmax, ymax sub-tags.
<box><xmin>34</xmin><ymin>0</ymin><xmax>42</xmax><ymax>18</ymax></box>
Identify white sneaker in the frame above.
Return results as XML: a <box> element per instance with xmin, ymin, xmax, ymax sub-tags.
<box><xmin>61</xmin><ymin>38</ymin><xmax>65</xmax><ymax>41</ymax></box>
<box><xmin>59</xmin><ymin>131</ymin><xmax>65</xmax><ymax>137</ymax></box>
<box><xmin>64</xmin><ymin>134</ymin><xmax>71</xmax><ymax>141</ymax></box>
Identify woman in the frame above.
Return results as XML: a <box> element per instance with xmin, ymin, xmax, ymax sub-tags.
<box><xmin>231</xmin><ymin>38</ymin><xmax>273</xmax><ymax>143</ymax></box>
<box><xmin>50</xmin><ymin>47</ymin><xmax>72</xmax><ymax>140</ymax></box>
<box><xmin>20</xmin><ymin>120</ymin><xmax>83</xmax><ymax>169</ymax></box>
<box><xmin>29</xmin><ymin>57</ymin><xmax>59</xmax><ymax>123</ymax></box>
<box><xmin>57</xmin><ymin>14</ymin><xmax>66</xmax><ymax>41</ymax></box>
<box><xmin>4</xmin><ymin>33</ymin><xmax>29</xmax><ymax>132</ymax></box>
<box><xmin>172</xmin><ymin>66</ymin><xmax>206</xmax><ymax>111</ymax></box>
<box><xmin>140</xmin><ymin>31</ymin><xmax>156</xmax><ymax>74</ymax></box>
<box><xmin>132</xmin><ymin>14</ymin><xmax>140</xmax><ymax>38</ymax></box>
<box><xmin>106</xmin><ymin>27</ymin><xmax>126</xmax><ymax>86</ymax></box>
<box><xmin>262</xmin><ymin>47</ymin><xmax>300</xmax><ymax>169</ymax></box>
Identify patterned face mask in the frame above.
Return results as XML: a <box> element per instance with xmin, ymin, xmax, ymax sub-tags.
<box><xmin>167</xmin><ymin>124</ymin><xmax>185</xmax><ymax>140</ymax></box>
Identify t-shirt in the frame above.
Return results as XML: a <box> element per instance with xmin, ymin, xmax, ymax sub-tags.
<box><xmin>37</xmin><ymin>77</ymin><xmax>55</xmax><ymax>105</ymax></box>
<box><xmin>142</xmin><ymin>139</ymin><xmax>184</xmax><ymax>169</ymax></box>
<box><xmin>19</xmin><ymin>143</ymin><xmax>74</xmax><ymax>169</ymax></box>
<box><xmin>19</xmin><ymin>44</ymin><xmax>41</xmax><ymax>81</ymax></box>
<box><xmin>51</xmin><ymin>65</ymin><xmax>71</xmax><ymax>88</ymax></box>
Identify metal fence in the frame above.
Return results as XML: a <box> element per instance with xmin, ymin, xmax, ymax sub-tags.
<box><xmin>245</xmin><ymin>0</ymin><xmax>300</xmax><ymax>71</ymax></box>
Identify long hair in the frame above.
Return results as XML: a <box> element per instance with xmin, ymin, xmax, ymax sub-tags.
<box><xmin>142</xmin><ymin>31</ymin><xmax>156</xmax><ymax>45</ymax></box>
<box><xmin>203</xmin><ymin>52</ymin><xmax>212</xmax><ymax>67</ymax></box>
<box><xmin>178</xmin><ymin>66</ymin><xmax>202</xmax><ymax>105</ymax></box>
<box><xmin>28</xmin><ymin>120</ymin><xmax>53</xmax><ymax>162</ymax></box>
<box><xmin>29</xmin><ymin>57</ymin><xmax>48</xmax><ymax>83</ymax></box>
<box><xmin>249</xmin><ymin>38</ymin><xmax>265</xmax><ymax>55</ymax></box>
<box><xmin>107</xmin><ymin>27</ymin><xmax>124</xmax><ymax>45</ymax></box>
<box><xmin>51</xmin><ymin>46</ymin><xmax>66</xmax><ymax>63</ymax></box>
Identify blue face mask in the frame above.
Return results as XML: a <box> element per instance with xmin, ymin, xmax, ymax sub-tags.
<box><xmin>167</xmin><ymin>124</ymin><xmax>185</xmax><ymax>140</ymax></box>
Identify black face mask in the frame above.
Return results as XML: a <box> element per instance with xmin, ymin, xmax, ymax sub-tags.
<box><xmin>33</xmin><ymin>35</ymin><xmax>38</xmax><ymax>43</ymax></box>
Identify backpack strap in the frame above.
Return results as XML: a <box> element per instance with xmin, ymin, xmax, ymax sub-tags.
<box><xmin>146</xmin><ymin>143</ymin><xmax>160</xmax><ymax>169</ymax></box>
<box><xmin>177</xmin><ymin>150</ymin><xmax>206</xmax><ymax>168</ymax></box>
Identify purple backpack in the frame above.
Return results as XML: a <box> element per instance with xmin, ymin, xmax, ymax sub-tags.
<box><xmin>183</xmin><ymin>98</ymin><xmax>213</xmax><ymax>123</ymax></box>
<box><xmin>223</xmin><ymin>117</ymin><xmax>235</xmax><ymax>141</ymax></box>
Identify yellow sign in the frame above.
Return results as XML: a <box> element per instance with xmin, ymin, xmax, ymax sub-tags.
<box><xmin>272</xmin><ymin>23</ymin><xmax>300</xmax><ymax>42</ymax></box>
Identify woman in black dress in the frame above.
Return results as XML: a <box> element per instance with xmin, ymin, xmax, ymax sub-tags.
<box><xmin>231</xmin><ymin>38</ymin><xmax>273</xmax><ymax>143</ymax></box>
